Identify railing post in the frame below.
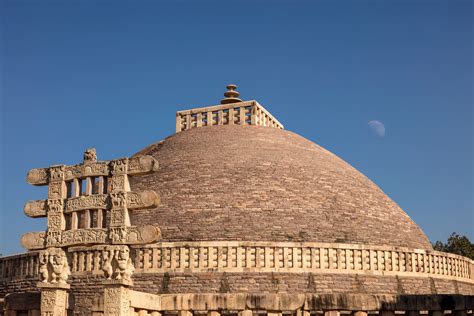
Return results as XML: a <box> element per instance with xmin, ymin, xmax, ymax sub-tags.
<box><xmin>229</xmin><ymin>108</ymin><xmax>235</xmax><ymax>125</ymax></box>
<box><xmin>207</xmin><ymin>111</ymin><xmax>213</xmax><ymax>126</ymax></box>
<box><xmin>239</xmin><ymin>310</ymin><xmax>252</xmax><ymax>316</ymax></box>
<box><xmin>251</xmin><ymin>105</ymin><xmax>257</xmax><ymax>125</ymax></box>
<box><xmin>38</xmin><ymin>283</ymin><xmax>70</xmax><ymax>316</ymax></box>
<box><xmin>239</xmin><ymin>106</ymin><xmax>245</xmax><ymax>125</ymax></box>
<box><xmin>176</xmin><ymin>113</ymin><xmax>182</xmax><ymax>133</ymax></box>
<box><xmin>197</xmin><ymin>112</ymin><xmax>203</xmax><ymax>127</ymax></box>
<box><xmin>103</xmin><ymin>279</ymin><xmax>132</xmax><ymax>316</ymax></box>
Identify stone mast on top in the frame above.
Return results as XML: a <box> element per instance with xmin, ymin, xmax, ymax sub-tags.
<box><xmin>220</xmin><ymin>84</ymin><xmax>243</xmax><ymax>104</ymax></box>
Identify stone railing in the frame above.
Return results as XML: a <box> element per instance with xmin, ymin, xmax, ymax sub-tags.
<box><xmin>175</xmin><ymin>100</ymin><xmax>284</xmax><ymax>132</ymax></box>
<box><xmin>0</xmin><ymin>251</ymin><xmax>39</xmax><ymax>281</ymax></box>
<box><xmin>131</xmin><ymin>242</ymin><xmax>473</xmax><ymax>282</ymax></box>
<box><xmin>1</xmin><ymin>242</ymin><xmax>473</xmax><ymax>283</ymax></box>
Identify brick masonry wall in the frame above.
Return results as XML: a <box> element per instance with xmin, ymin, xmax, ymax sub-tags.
<box><xmin>0</xmin><ymin>279</ymin><xmax>38</xmax><ymax>297</ymax></box>
<box><xmin>131</xmin><ymin>125</ymin><xmax>432</xmax><ymax>250</ymax></box>
<box><xmin>68</xmin><ymin>275</ymin><xmax>105</xmax><ymax>316</ymax></box>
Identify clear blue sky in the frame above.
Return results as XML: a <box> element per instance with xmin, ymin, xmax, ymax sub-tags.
<box><xmin>1</xmin><ymin>0</ymin><xmax>472</xmax><ymax>255</ymax></box>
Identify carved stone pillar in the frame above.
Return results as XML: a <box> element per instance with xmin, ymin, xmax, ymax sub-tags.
<box><xmin>103</xmin><ymin>280</ymin><xmax>133</xmax><ymax>316</ymax></box>
<box><xmin>36</xmin><ymin>247</ymin><xmax>71</xmax><ymax>316</ymax></box>
<box><xmin>38</xmin><ymin>283</ymin><xmax>70</xmax><ymax>316</ymax></box>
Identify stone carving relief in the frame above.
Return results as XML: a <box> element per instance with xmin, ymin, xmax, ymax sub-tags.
<box><xmin>49</xmin><ymin>166</ymin><xmax>65</xmax><ymax>182</ymax></box>
<box><xmin>61</xmin><ymin>228</ymin><xmax>108</xmax><ymax>246</ymax></box>
<box><xmin>48</xmin><ymin>214</ymin><xmax>63</xmax><ymax>231</ymax></box>
<box><xmin>110</xmin><ymin>209</ymin><xmax>125</xmax><ymax>227</ymax></box>
<box><xmin>40</xmin><ymin>288</ymin><xmax>68</xmax><ymax>316</ymax></box>
<box><xmin>39</xmin><ymin>247</ymin><xmax>70</xmax><ymax>285</ymax></box>
<box><xmin>102</xmin><ymin>246</ymin><xmax>135</xmax><ymax>282</ymax></box>
<box><xmin>46</xmin><ymin>231</ymin><xmax>62</xmax><ymax>247</ymax></box>
<box><xmin>48</xmin><ymin>199</ymin><xmax>63</xmax><ymax>213</ymax></box>
<box><xmin>65</xmin><ymin>194</ymin><xmax>107</xmax><ymax>212</ymax></box>
<box><xmin>109</xmin><ymin>225</ymin><xmax>161</xmax><ymax>244</ymax></box>
<box><xmin>22</xmin><ymin>226</ymin><xmax>161</xmax><ymax>249</ymax></box>
<box><xmin>127</xmin><ymin>155</ymin><xmax>160</xmax><ymax>175</ymax></box>
<box><xmin>111</xmin><ymin>158</ymin><xmax>128</xmax><ymax>175</ymax></box>
<box><xmin>108</xmin><ymin>175</ymin><xmax>126</xmax><ymax>192</ymax></box>
<box><xmin>127</xmin><ymin>190</ymin><xmax>160</xmax><ymax>209</ymax></box>
<box><xmin>110</xmin><ymin>192</ymin><xmax>127</xmax><ymax>208</ymax></box>
<box><xmin>65</xmin><ymin>165</ymin><xmax>82</xmax><ymax>179</ymax></box>
<box><xmin>103</xmin><ymin>286</ymin><xmax>131</xmax><ymax>316</ymax></box>
<box><xmin>48</xmin><ymin>182</ymin><xmax>64</xmax><ymax>199</ymax></box>
<box><xmin>83</xmin><ymin>161</ymin><xmax>108</xmax><ymax>176</ymax></box>
<box><xmin>83</xmin><ymin>147</ymin><xmax>97</xmax><ymax>163</ymax></box>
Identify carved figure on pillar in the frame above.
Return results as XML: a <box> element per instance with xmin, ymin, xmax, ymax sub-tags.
<box><xmin>115</xmin><ymin>246</ymin><xmax>134</xmax><ymax>281</ymax></box>
<box><xmin>38</xmin><ymin>248</ymin><xmax>71</xmax><ymax>285</ymax></box>
<box><xmin>102</xmin><ymin>246</ymin><xmax>135</xmax><ymax>282</ymax></box>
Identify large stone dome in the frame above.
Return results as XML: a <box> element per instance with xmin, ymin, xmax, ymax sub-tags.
<box><xmin>131</xmin><ymin>124</ymin><xmax>432</xmax><ymax>250</ymax></box>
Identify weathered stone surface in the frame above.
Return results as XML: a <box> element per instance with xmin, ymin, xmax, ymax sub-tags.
<box><xmin>21</xmin><ymin>231</ymin><xmax>47</xmax><ymax>250</ymax></box>
<box><xmin>246</xmin><ymin>293</ymin><xmax>305</xmax><ymax>310</ymax></box>
<box><xmin>24</xmin><ymin>200</ymin><xmax>47</xmax><ymax>218</ymax></box>
<box><xmin>131</xmin><ymin>125</ymin><xmax>432</xmax><ymax>250</ymax></box>
<box><xmin>27</xmin><ymin>168</ymin><xmax>49</xmax><ymax>185</ymax></box>
<box><xmin>159</xmin><ymin>293</ymin><xmax>247</xmax><ymax>310</ymax></box>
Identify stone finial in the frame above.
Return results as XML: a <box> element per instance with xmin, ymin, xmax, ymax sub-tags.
<box><xmin>83</xmin><ymin>148</ymin><xmax>97</xmax><ymax>163</ymax></box>
<box><xmin>220</xmin><ymin>84</ymin><xmax>243</xmax><ymax>104</ymax></box>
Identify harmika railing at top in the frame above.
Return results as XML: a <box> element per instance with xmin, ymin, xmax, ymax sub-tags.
<box><xmin>175</xmin><ymin>100</ymin><xmax>284</xmax><ymax>133</ymax></box>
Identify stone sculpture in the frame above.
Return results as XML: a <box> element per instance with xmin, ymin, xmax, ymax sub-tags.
<box><xmin>102</xmin><ymin>246</ymin><xmax>134</xmax><ymax>282</ymax></box>
<box><xmin>83</xmin><ymin>148</ymin><xmax>97</xmax><ymax>163</ymax></box>
<box><xmin>38</xmin><ymin>248</ymin><xmax>70</xmax><ymax>285</ymax></box>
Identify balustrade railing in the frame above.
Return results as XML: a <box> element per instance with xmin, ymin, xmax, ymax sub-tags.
<box><xmin>131</xmin><ymin>242</ymin><xmax>473</xmax><ymax>281</ymax></box>
<box><xmin>0</xmin><ymin>251</ymin><xmax>39</xmax><ymax>281</ymax></box>
<box><xmin>1</xmin><ymin>242</ymin><xmax>472</xmax><ymax>283</ymax></box>
<box><xmin>175</xmin><ymin>101</ymin><xmax>284</xmax><ymax>132</ymax></box>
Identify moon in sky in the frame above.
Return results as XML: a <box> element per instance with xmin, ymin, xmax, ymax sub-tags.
<box><xmin>368</xmin><ymin>120</ymin><xmax>385</xmax><ymax>138</ymax></box>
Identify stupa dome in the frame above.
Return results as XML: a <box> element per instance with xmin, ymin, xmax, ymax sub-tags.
<box><xmin>131</xmin><ymin>124</ymin><xmax>432</xmax><ymax>250</ymax></box>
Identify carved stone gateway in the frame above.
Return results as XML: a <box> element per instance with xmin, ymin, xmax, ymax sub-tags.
<box><xmin>22</xmin><ymin>149</ymin><xmax>161</xmax><ymax>250</ymax></box>
<box><xmin>21</xmin><ymin>148</ymin><xmax>161</xmax><ymax>316</ymax></box>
